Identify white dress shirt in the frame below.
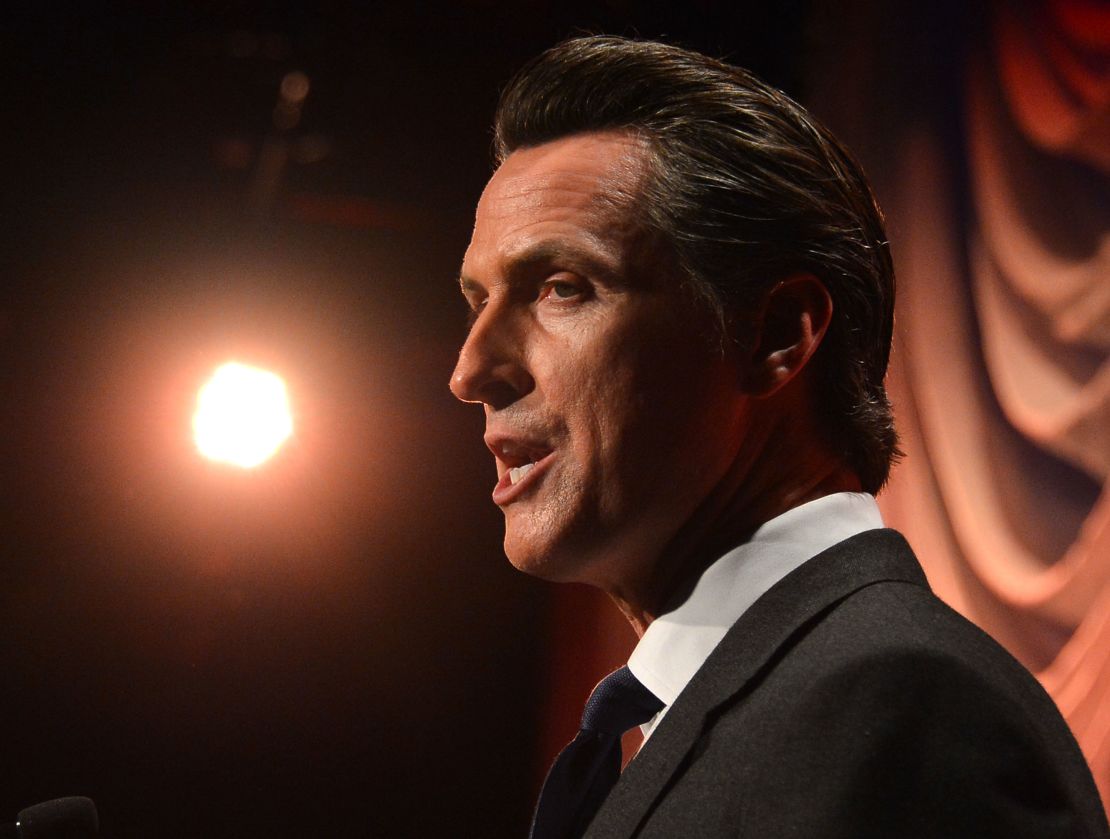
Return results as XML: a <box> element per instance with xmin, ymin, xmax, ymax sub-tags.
<box><xmin>627</xmin><ymin>492</ymin><xmax>885</xmax><ymax>740</ymax></box>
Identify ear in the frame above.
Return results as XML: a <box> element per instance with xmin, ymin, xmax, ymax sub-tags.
<box><xmin>742</xmin><ymin>273</ymin><xmax>832</xmax><ymax>397</ymax></box>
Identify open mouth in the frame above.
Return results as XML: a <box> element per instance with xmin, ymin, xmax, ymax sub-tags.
<box><xmin>508</xmin><ymin>463</ymin><xmax>536</xmax><ymax>485</ymax></box>
<box><xmin>488</xmin><ymin>438</ymin><xmax>555</xmax><ymax>505</ymax></box>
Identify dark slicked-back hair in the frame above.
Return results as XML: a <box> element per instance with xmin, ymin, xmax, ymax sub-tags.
<box><xmin>493</xmin><ymin>35</ymin><xmax>900</xmax><ymax>492</ymax></box>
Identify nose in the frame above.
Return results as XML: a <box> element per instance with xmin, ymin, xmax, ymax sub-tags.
<box><xmin>449</xmin><ymin>307</ymin><xmax>534</xmax><ymax>410</ymax></box>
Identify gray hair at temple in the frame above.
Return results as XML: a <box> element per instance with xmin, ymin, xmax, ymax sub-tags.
<box><xmin>493</xmin><ymin>35</ymin><xmax>901</xmax><ymax>493</ymax></box>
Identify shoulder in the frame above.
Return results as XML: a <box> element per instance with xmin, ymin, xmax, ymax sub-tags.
<box><xmin>616</xmin><ymin>531</ymin><xmax>1110</xmax><ymax>837</ymax></box>
<box><xmin>696</xmin><ymin>578</ymin><xmax>1108</xmax><ymax>837</ymax></box>
<box><xmin>748</xmin><ymin>528</ymin><xmax>1061</xmax><ymax>721</ymax></box>
<box><xmin>748</xmin><ymin>575</ymin><xmax>1072</xmax><ymax>757</ymax></box>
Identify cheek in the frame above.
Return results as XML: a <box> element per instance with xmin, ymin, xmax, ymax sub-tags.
<box><xmin>544</xmin><ymin>304</ymin><xmax>734</xmax><ymax>485</ymax></box>
<box><xmin>563</xmin><ymin>345</ymin><xmax>672</xmax><ymax>498</ymax></box>
<box><xmin>612</xmin><ymin>341</ymin><xmax>739</xmax><ymax>481</ymax></box>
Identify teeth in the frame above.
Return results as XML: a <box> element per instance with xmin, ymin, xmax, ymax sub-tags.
<box><xmin>509</xmin><ymin>463</ymin><xmax>536</xmax><ymax>485</ymax></box>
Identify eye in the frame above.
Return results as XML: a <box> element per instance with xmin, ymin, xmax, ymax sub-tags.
<box><xmin>539</xmin><ymin>276</ymin><xmax>588</xmax><ymax>303</ymax></box>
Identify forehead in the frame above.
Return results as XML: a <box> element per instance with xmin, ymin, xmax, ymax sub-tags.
<box><xmin>463</xmin><ymin>132</ymin><xmax>650</xmax><ymax>280</ymax></box>
<box><xmin>483</xmin><ymin>131</ymin><xmax>647</xmax><ymax>214</ymax></box>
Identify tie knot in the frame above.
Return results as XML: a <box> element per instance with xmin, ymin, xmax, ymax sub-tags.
<box><xmin>580</xmin><ymin>666</ymin><xmax>663</xmax><ymax>735</ymax></box>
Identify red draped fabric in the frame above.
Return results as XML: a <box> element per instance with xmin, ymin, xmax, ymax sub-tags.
<box><xmin>811</xmin><ymin>0</ymin><xmax>1110</xmax><ymax>808</ymax></box>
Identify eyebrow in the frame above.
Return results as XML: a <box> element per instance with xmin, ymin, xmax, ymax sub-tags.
<box><xmin>458</xmin><ymin>275</ymin><xmax>482</xmax><ymax>297</ymax></box>
<box><xmin>457</xmin><ymin>239</ymin><xmax>621</xmax><ymax>296</ymax></box>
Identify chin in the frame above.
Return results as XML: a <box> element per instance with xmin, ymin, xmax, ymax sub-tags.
<box><xmin>502</xmin><ymin>519</ymin><xmax>634</xmax><ymax>587</ymax></box>
<box><xmin>503</xmin><ymin>537</ymin><xmax>566</xmax><ymax>581</ymax></box>
<box><xmin>503</xmin><ymin>523</ymin><xmax>587</xmax><ymax>582</ymax></box>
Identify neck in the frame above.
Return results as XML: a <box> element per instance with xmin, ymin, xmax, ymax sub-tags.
<box><xmin>605</xmin><ymin>410</ymin><xmax>862</xmax><ymax>637</ymax></box>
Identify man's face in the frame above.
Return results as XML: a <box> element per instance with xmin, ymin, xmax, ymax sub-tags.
<box><xmin>451</xmin><ymin>132</ymin><xmax>749</xmax><ymax>589</ymax></box>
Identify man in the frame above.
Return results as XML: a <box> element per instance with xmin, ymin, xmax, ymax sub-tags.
<box><xmin>450</xmin><ymin>36</ymin><xmax>1109</xmax><ymax>838</ymax></box>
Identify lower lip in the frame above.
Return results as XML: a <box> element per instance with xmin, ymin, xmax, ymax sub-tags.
<box><xmin>492</xmin><ymin>452</ymin><xmax>554</xmax><ymax>506</ymax></box>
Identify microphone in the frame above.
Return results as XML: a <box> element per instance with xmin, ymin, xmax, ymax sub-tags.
<box><xmin>0</xmin><ymin>797</ymin><xmax>98</xmax><ymax>838</ymax></box>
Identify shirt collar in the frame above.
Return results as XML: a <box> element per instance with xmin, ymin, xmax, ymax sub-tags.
<box><xmin>627</xmin><ymin>492</ymin><xmax>884</xmax><ymax>708</ymax></box>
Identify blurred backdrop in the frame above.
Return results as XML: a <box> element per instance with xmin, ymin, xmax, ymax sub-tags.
<box><xmin>2</xmin><ymin>2</ymin><xmax>1107</xmax><ymax>837</ymax></box>
<box><xmin>1</xmin><ymin>3</ymin><xmax>810</xmax><ymax>836</ymax></box>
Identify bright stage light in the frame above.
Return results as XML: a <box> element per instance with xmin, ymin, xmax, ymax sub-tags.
<box><xmin>193</xmin><ymin>362</ymin><xmax>293</xmax><ymax>468</ymax></box>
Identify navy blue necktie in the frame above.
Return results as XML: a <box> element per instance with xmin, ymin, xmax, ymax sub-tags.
<box><xmin>530</xmin><ymin>666</ymin><xmax>664</xmax><ymax>839</ymax></box>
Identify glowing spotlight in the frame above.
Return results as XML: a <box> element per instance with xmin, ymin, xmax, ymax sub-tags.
<box><xmin>193</xmin><ymin>362</ymin><xmax>293</xmax><ymax>468</ymax></box>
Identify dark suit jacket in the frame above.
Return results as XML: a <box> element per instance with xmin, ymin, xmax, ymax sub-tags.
<box><xmin>584</xmin><ymin>529</ymin><xmax>1109</xmax><ymax>838</ymax></box>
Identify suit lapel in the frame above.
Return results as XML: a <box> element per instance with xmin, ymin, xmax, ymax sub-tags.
<box><xmin>583</xmin><ymin>529</ymin><xmax>927</xmax><ymax>838</ymax></box>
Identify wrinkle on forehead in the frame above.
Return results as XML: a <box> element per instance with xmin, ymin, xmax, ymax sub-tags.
<box><xmin>481</xmin><ymin>131</ymin><xmax>650</xmax><ymax>221</ymax></box>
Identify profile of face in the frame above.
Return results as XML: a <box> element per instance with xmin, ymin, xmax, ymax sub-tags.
<box><xmin>450</xmin><ymin>132</ymin><xmax>750</xmax><ymax>591</ymax></box>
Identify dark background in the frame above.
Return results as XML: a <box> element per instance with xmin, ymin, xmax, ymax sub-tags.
<box><xmin>3</xmin><ymin>4</ymin><xmax>813</xmax><ymax>836</ymax></box>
